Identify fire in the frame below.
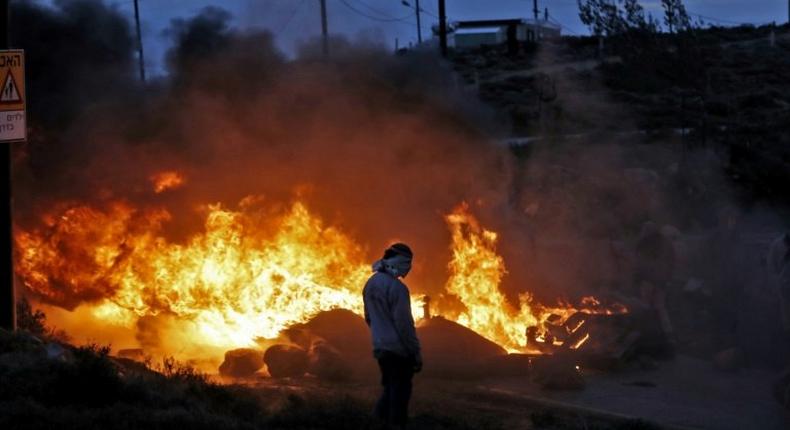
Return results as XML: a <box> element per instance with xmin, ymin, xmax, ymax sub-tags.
<box><xmin>444</xmin><ymin>203</ymin><xmax>538</xmax><ymax>352</ymax></box>
<box><xmin>150</xmin><ymin>170</ymin><xmax>185</xmax><ymax>193</ymax></box>
<box><xmin>15</xmin><ymin>198</ymin><xmax>370</xmax><ymax>360</ymax></box>
<box><xmin>442</xmin><ymin>204</ymin><xmax>624</xmax><ymax>352</ymax></box>
<box><xmin>569</xmin><ymin>333</ymin><xmax>590</xmax><ymax>350</ymax></box>
<box><xmin>15</xmin><ymin>195</ymin><xmax>622</xmax><ymax>365</ymax></box>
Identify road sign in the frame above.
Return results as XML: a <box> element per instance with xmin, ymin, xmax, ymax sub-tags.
<box><xmin>0</xmin><ymin>49</ymin><xmax>25</xmax><ymax>142</ymax></box>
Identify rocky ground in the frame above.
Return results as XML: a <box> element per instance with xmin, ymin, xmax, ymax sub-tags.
<box><xmin>2</xmin><ymin>325</ymin><xmax>681</xmax><ymax>430</ymax></box>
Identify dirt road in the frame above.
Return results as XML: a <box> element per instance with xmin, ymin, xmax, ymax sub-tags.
<box><xmin>479</xmin><ymin>355</ymin><xmax>788</xmax><ymax>430</ymax></box>
<box><xmin>246</xmin><ymin>354</ymin><xmax>788</xmax><ymax>429</ymax></box>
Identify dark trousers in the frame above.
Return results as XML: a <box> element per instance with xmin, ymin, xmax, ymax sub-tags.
<box><xmin>374</xmin><ymin>352</ymin><xmax>414</xmax><ymax>426</ymax></box>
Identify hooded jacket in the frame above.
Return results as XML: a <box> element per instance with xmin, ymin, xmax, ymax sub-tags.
<box><xmin>362</xmin><ymin>270</ymin><xmax>421</xmax><ymax>361</ymax></box>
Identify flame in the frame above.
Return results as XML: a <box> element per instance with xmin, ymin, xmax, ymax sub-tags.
<box><xmin>569</xmin><ymin>333</ymin><xmax>590</xmax><ymax>350</ymax></box>
<box><xmin>15</xmin><ymin>196</ymin><xmax>623</xmax><ymax>365</ymax></box>
<box><xmin>444</xmin><ymin>203</ymin><xmax>538</xmax><ymax>352</ymax></box>
<box><xmin>150</xmin><ymin>171</ymin><xmax>185</xmax><ymax>193</ymax></box>
<box><xmin>442</xmin><ymin>203</ymin><xmax>625</xmax><ymax>353</ymax></box>
<box><xmin>15</xmin><ymin>199</ymin><xmax>369</xmax><ymax>359</ymax></box>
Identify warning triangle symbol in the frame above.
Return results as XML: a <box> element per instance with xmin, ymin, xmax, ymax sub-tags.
<box><xmin>0</xmin><ymin>70</ymin><xmax>21</xmax><ymax>104</ymax></box>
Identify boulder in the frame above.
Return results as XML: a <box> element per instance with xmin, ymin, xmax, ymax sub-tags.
<box><xmin>285</xmin><ymin>309</ymin><xmax>377</xmax><ymax>380</ymax></box>
<box><xmin>293</xmin><ymin>309</ymin><xmax>371</xmax><ymax>360</ymax></box>
<box><xmin>263</xmin><ymin>344</ymin><xmax>309</xmax><ymax>378</ymax></box>
<box><xmin>308</xmin><ymin>339</ymin><xmax>352</xmax><ymax>381</ymax></box>
<box><xmin>417</xmin><ymin>316</ymin><xmax>507</xmax><ymax>378</ymax></box>
<box><xmin>219</xmin><ymin>348</ymin><xmax>264</xmax><ymax>378</ymax></box>
<box><xmin>282</xmin><ymin>311</ymin><xmax>511</xmax><ymax>380</ymax></box>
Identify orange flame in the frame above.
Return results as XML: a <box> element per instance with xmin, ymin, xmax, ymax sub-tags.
<box><xmin>16</xmin><ymin>199</ymin><xmax>369</xmax><ymax>360</ymax></box>
<box><xmin>442</xmin><ymin>203</ymin><xmax>625</xmax><ymax>352</ymax></box>
<box><xmin>444</xmin><ymin>203</ymin><xmax>538</xmax><ymax>352</ymax></box>
<box><xmin>150</xmin><ymin>171</ymin><xmax>185</xmax><ymax>193</ymax></box>
<box><xmin>15</xmin><ymin>197</ymin><xmax>622</xmax><ymax>364</ymax></box>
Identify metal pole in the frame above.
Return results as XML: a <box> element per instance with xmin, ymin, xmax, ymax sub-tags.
<box><xmin>533</xmin><ymin>0</ymin><xmax>539</xmax><ymax>21</ymax></box>
<box><xmin>133</xmin><ymin>0</ymin><xmax>145</xmax><ymax>82</ymax></box>
<box><xmin>320</xmin><ymin>0</ymin><xmax>329</xmax><ymax>57</ymax></box>
<box><xmin>415</xmin><ymin>0</ymin><xmax>422</xmax><ymax>44</ymax></box>
<box><xmin>438</xmin><ymin>0</ymin><xmax>447</xmax><ymax>56</ymax></box>
<box><xmin>0</xmin><ymin>0</ymin><xmax>14</xmax><ymax>332</ymax></box>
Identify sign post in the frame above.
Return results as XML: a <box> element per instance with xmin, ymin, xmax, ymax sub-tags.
<box><xmin>0</xmin><ymin>50</ymin><xmax>25</xmax><ymax>143</ymax></box>
<box><xmin>0</xmin><ymin>0</ymin><xmax>22</xmax><ymax>331</ymax></box>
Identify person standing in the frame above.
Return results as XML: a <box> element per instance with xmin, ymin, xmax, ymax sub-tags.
<box><xmin>363</xmin><ymin>243</ymin><xmax>422</xmax><ymax>426</ymax></box>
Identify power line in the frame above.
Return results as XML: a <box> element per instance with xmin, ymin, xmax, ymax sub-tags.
<box><xmin>418</xmin><ymin>1</ymin><xmax>439</xmax><ymax>20</ymax></box>
<box><xmin>353</xmin><ymin>0</ymin><xmax>405</xmax><ymax>19</ymax></box>
<box><xmin>337</xmin><ymin>0</ymin><xmax>412</xmax><ymax>22</ymax></box>
<box><xmin>421</xmin><ymin>9</ymin><xmax>438</xmax><ymax>19</ymax></box>
<box><xmin>336</xmin><ymin>0</ymin><xmax>432</xmax><ymax>43</ymax></box>
<box><xmin>421</xmin><ymin>0</ymin><xmax>438</xmax><ymax>16</ymax></box>
<box><xmin>277</xmin><ymin>0</ymin><xmax>305</xmax><ymax>33</ymax></box>
<box><xmin>687</xmin><ymin>10</ymin><xmax>772</xmax><ymax>27</ymax></box>
<box><xmin>548</xmin><ymin>16</ymin><xmax>579</xmax><ymax>35</ymax></box>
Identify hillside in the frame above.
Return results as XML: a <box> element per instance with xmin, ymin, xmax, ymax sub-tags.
<box><xmin>449</xmin><ymin>23</ymin><xmax>790</xmax><ymax>206</ymax></box>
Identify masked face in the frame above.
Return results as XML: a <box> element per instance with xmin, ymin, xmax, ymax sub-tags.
<box><xmin>397</xmin><ymin>260</ymin><xmax>412</xmax><ymax>278</ymax></box>
<box><xmin>383</xmin><ymin>257</ymin><xmax>412</xmax><ymax>278</ymax></box>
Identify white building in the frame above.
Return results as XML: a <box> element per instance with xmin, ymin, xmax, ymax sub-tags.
<box><xmin>453</xmin><ymin>26</ymin><xmax>506</xmax><ymax>49</ymax></box>
<box><xmin>449</xmin><ymin>18</ymin><xmax>561</xmax><ymax>50</ymax></box>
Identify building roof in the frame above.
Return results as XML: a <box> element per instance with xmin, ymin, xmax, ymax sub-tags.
<box><xmin>453</xmin><ymin>18</ymin><xmax>561</xmax><ymax>31</ymax></box>
<box><xmin>455</xmin><ymin>19</ymin><xmax>524</xmax><ymax>28</ymax></box>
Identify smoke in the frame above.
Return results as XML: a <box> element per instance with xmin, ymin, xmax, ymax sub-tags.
<box><xmin>11</xmin><ymin>1</ymin><xmax>789</xmax><ymax>367</ymax></box>
<box><xmin>476</xmin><ymin>38</ymin><xmax>790</xmax><ymax>366</ymax></box>
<box><xmin>11</xmin><ymin>1</ymin><xmax>506</xmax><ymax>302</ymax></box>
<box><xmin>11</xmin><ymin>0</ymin><xmax>137</xmax><ymax>204</ymax></box>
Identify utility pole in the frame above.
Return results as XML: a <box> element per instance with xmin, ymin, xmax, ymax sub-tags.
<box><xmin>415</xmin><ymin>0</ymin><xmax>422</xmax><ymax>44</ymax></box>
<box><xmin>438</xmin><ymin>0</ymin><xmax>447</xmax><ymax>56</ymax></box>
<box><xmin>320</xmin><ymin>0</ymin><xmax>329</xmax><ymax>57</ymax></box>
<box><xmin>321</xmin><ymin>0</ymin><xmax>329</xmax><ymax>57</ymax></box>
<box><xmin>533</xmin><ymin>0</ymin><xmax>539</xmax><ymax>21</ymax></box>
<box><xmin>133</xmin><ymin>0</ymin><xmax>145</xmax><ymax>82</ymax></box>
<box><xmin>0</xmin><ymin>0</ymin><xmax>14</xmax><ymax>332</ymax></box>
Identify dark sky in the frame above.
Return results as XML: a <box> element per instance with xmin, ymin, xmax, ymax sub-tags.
<box><xmin>102</xmin><ymin>0</ymin><xmax>789</xmax><ymax>75</ymax></box>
